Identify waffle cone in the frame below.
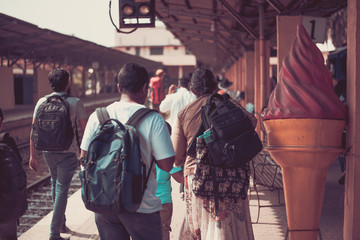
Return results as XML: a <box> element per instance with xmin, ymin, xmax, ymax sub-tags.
<box><xmin>263</xmin><ymin>119</ymin><xmax>345</xmax><ymax>240</ymax></box>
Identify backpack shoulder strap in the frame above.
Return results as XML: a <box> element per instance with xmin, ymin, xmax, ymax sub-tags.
<box><xmin>126</xmin><ymin>108</ymin><xmax>157</xmax><ymax>127</ymax></box>
<box><xmin>46</xmin><ymin>94</ymin><xmax>71</xmax><ymax>109</ymax></box>
<box><xmin>206</xmin><ymin>93</ymin><xmax>223</xmax><ymax>105</ymax></box>
<box><xmin>0</xmin><ymin>132</ymin><xmax>9</xmax><ymax>143</ymax></box>
<box><xmin>96</xmin><ymin>107</ymin><xmax>110</xmax><ymax>126</ymax></box>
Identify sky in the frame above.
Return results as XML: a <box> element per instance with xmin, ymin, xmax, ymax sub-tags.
<box><xmin>0</xmin><ymin>0</ymin><xmax>120</xmax><ymax>47</ymax></box>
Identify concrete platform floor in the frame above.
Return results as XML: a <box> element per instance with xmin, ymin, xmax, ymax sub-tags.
<box><xmin>19</xmin><ymin>160</ymin><xmax>344</xmax><ymax>240</ymax></box>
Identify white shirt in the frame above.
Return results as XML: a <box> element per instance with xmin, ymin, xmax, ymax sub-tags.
<box><xmin>159</xmin><ymin>87</ymin><xmax>196</xmax><ymax>127</ymax></box>
<box><xmin>80</xmin><ymin>101</ymin><xmax>175</xmax><ymax>213</ymax></box>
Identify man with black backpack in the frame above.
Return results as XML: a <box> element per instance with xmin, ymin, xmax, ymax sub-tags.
<box><xmin>29</xmin><ymin>68</ymin><xmax>87</xmax><ymax>240</ymax></box>
<box><xmin>79</xmin><ymin>63</ymin><xmax>175</xmax><ymax>240</ymax></box>
<box><xmin>0</xmin><ymin>108</ymin><xmax>28</xmax><ymax>240</ymax></box>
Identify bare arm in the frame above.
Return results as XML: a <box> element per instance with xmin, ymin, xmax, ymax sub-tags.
<box><xmin>171</xmin><ymin>170</ymin><xmax>184</xmax><ymax>183</ymax></box>
<box><xmin>156</xmin><ymin>156</ymin><xmax>175</xmax><ymax>172</ymax></box>
<box><xmin>171</xmin><ymin>119</ymin><xmax>187</xmax><ymax>168</ymax></box>
<box><xmin>79</xmin><ymin>149</ymin><xmax>87</xmax><ymax>166</ymax></box>
<box><xmin>78</xmin><ymin>118</ymin><xmax>87</xmax><ymax>134</ymax></box>
<box><xmin>29</xmin><ymin>118</ymin><xmax>39</xmax><ymax>172</ymax></box>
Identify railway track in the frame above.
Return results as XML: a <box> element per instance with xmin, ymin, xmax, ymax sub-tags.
<box><xmin>17</xmin><ymin>142</ymin><xmax>83</xmax><ymax>237</ymax></box>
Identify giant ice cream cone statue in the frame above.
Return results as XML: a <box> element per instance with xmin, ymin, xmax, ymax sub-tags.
<box><xmin>262</xmin><ymin>24</ymin><xmax>347</xmax><ymax>240</ymax></box>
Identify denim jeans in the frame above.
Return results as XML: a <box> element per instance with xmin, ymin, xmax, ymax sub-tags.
<box><xmin>95</xmin><ymin>211</ymin><xmax>162</xmax><ymax>240</ymax></box>
<box><xmin>43</xmin><ymin>151</ymin><xmax>78</xmax><ymax>238</ymax></box>
<box><xmin>159</xmin><ymin>203</ymin><xmax>173</xmax><ymax>240</ymax></box>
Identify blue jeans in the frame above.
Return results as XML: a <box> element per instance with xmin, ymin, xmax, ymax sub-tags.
<box><xmin>43</xmin><ymin>152</ymin><xmax>78</xmax><ymax>238</ymax></box>
<box><xmin>95</xmin><ymin>211</ymin><xmax>162</xmax><ymax>240</ymax></box>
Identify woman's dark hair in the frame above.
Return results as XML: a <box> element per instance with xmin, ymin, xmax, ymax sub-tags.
<box><xmin>179</xmin><ymin>76</ymin><xmax>191</xmax><ymax>89</ymax></box>
<box><xmin>117</xmin><ymin>63</ymin><xmax>149</xmax><ymax>94</ymax></box>
<box><xmin>190</xmin><ymin>68</ymin><xmax>217</xmax><ymax>96</ymax></box>
<box><xmin>48</xmin><ymin>68</ymin><xmax>69</xmax><ymax>92</ymax></box>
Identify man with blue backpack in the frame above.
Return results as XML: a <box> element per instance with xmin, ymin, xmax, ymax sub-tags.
<box><xmin>79</xmin><ymin>63</ymin><xmax>175</xmax><ymax>240</ymax></box>
<box><xmin>29</xmin><ymin>68</ymin><xmax>87</xmax><ymax>240</ymax></box>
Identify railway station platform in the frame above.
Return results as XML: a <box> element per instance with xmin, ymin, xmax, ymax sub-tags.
<box><xmin>3</xmin><ymin>93</ymin><xmax>344</xmax><ymax>239</ymax></box>
<box><xmin>18</xmin><ymin>159</ymin><xmax>345</xmax><ymax>240</ymax></box>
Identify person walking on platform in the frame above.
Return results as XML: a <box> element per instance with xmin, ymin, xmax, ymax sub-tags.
<box><xmin>155</xmin><ymin>122</ymin><xmax>184</xmax><ymax>240</ymax></box>
<box><xmin>148</xmin><ymin>68</ymin><xmax>166</xmax><ymax>111</ymax></box>
<box><xmin>79</xmin><ymin>63</ymin><xmax>175</xmax><ymax>240</ymax></box>
<box><xmin>171</xmin><ymin>68</ymin><xmax>255</xmax><ymax>240</ymax></box>
<box><xmin>0</xmin><ymin>108</ymin><xmax>28</xmax><ymax>240</ymax></box>
<box><xmin>29</xmin><ymin>68</ymin><xmax>87</xmax><ymax>240</ymax></box>
<box><xmin>159</xmin><ymin>75</ymin><xmax>196</xmax><ymax>128</ymax></box>
<box><xmin>159</xmin><ymin>74</ymin><xmax>195</xmax><ymax>202</ymax></box>
<box><xmin>217</xmin><ymin>78</ymin><xmax>236</xmax><ymax>99</ymax></box>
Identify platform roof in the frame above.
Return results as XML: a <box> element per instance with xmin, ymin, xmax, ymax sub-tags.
<box><xmin>0</xmin><ymin>13</ymin><xmax>161</xmax><ymax>72</ymax></box>
<box><xmin>155</xmin><ymin>0</ymin><xmax>347</xmax><ymax>72</ymax></box>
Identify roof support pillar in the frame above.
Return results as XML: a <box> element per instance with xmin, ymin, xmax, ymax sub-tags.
<box><xmin>254</xmin><ymin>1</ymin><xmax>269</xmax><ymax>139</ymax></box>
<box><xmin>254</xmin><ymin>39</ymin><xmax>269</xmax><ymax>137</ymax></box>
<box><xmin>244</xmin><ymin>50</ymin><xmax>255</xmax><ymax>108</ymax></box>
<box><xmin>344</xmin><ymin>0</ymin><xmax>360</xmax><ymax>239</ymax></box>
<box><xmin>36</xmin><ymin>68</ymin><xmax>51</xmax><ymax>102</ymax></box>
<box><xmin>239</xmin><ymin>57</ymin><xmax>246</xmax><ymax>106</ymax></box>
<box><xmin>81</xmin><ymin>66</ymin><xmax>88</xmax><ymax>97</ymax></box>
<box><xmin>0</xmin><ymin>66</ymin><xmax>15</xmax><ymax>110</ymax></box>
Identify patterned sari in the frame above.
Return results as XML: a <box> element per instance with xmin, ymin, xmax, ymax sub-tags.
<box><xmin>178</xmin><ymin>174</ymin><xmax>255</xmax><ymax>240</ymax></box>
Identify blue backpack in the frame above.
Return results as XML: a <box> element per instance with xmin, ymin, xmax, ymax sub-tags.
<box><xmin>0</xmin><ymin>132</ymin><xmax>28</xmax><ymax>223</ymax></box>
<box><xmin>80</xmin><ymin>107</ymin><xmax>156</xmax><ymax>214</ymax></box>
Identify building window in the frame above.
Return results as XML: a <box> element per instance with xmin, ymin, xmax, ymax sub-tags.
<box><xmin>126</xmin><ymin>47</ymin><xmax>131</xmax><ymax>51</ymax></box>
<box><xmin>174</xmin><ymin>46</ymin><xmax>178</xmax><ymax>50</ymax></box>
<box><xmin>150</xmin><ymin>47</ymin><xmax>163</xmax><ymax>55</ymax></box>
<box><xmin>185</xmin><ymin>48</ymin><xmax>192</xmax><ymax>55</ymax></box>
<box><xmin>135</xmin><ymin>47</ymin><xmax>140</xmax><ymax>56</ymax></box>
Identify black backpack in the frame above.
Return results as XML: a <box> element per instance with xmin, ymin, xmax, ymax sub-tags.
<box><xmin>31</xmin><ymin>94</ymin><xmax>75</xmax><ymax>151</ymax></box>
<box><xmin>200</xmin><ymin>93</ymin><xmax>262</xmax><ymax>167</ymax></box>
<box><xmin>0</xmin><ymin>132</ymin><xmax>28</xmax><ymax>223</ymax></box>
<box><xmin>80</xmin><ymin>107</ymin><xmax>156</xmax><ymax>214</ymax></box>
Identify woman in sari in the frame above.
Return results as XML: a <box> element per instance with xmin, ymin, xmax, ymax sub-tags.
<box><xmin>171</xmin><ymin>68</ymin><xmax>255</xmax><ymax>240</ymax></box>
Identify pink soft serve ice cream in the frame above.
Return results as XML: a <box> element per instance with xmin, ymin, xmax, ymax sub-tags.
<box><xmin>262</xmin><ymin>24</ymin><xmax>347</xmax><ymax>120</ymax></box>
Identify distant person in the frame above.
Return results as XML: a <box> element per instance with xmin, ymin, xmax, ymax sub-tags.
<box><xmin>149</xmin><ymin>68</ymin><xmax>166</xmax><ymax>111</ymax></box>
<box><xmin>0</xmin><ymin>108</ymin><xmax>28</xmax><ymax>240</ymax></box>
<box><xmin>334</xmin><ymin>79</ymin><xmax>347</xmax><ymax>106</ymax></box>
<box><xmin>333</xmin><ymin>77</ymin><xmax>347</xmax><ymax>184</ymax></box>
<box><xmin>155</xmin><ymin>122</ymin><xmax>183</xmax><ymax>240</ymax></box>
<box><xmin>245</xmin><ymin>102</ymin><xmax>255</xmax><ymax>114</ymax></box>
<box><xmin>80</xmin><ymin>63</ymin><xmax>175</xmax><ymax>240</ymax></box>
<box><xmin>217</xmin><ymin>78</ymin><xmax>236</xmax><ymax>99</ymax></box>
<box><xmin>29</xmin><ymin>68</ymin><xmax>87</xmax><ymax>240</ymax></box>
<box><xmin>171</xmin><ymin>68</ymin><xmax>255</xmax><ymax>239</ymax></box>
<box><xmin>159</xmin><ymin>75</ymin><xmax>195</xmax><ymax>202</ymax></box>
<box><xmin>168</xmin><ymin>84</ymin><xmax>178</xmax><ymax>95</ymax></box>
<box><xmin>159</xmin><ymin>75</ymin><xmax>196</xmax><ymax>127</ymax></box>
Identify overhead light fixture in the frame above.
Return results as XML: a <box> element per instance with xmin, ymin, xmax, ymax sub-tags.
<box><xmin>139</xmin><ymin>4</ymin><xmax>150</xmax><ymax>15</ymax></box>
<box><xmin>119</xmin><ymin>0</ymin><xmax>155</xmax><ymax>28</ymax></box>
<box><xmin>122</xmin><ymin>4</ymin><xmax>135</xmax><ymax>16</ymax></box>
